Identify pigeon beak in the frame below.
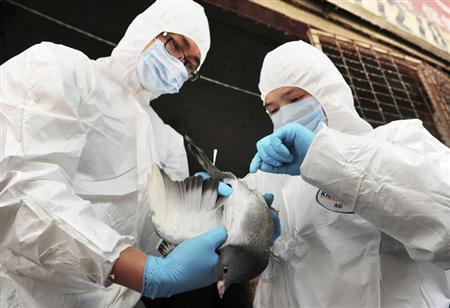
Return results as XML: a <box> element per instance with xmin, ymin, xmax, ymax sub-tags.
<box><xmin>217</xmin><ymin>280</ymin><xmax>226</xmax><ymax>299</ymax></box>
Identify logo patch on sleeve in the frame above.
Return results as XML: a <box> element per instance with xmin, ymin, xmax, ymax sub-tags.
<box><xmin>315</xmin><ymin>190</ymin><xmax>354</xmax><ymax>214</ymax></box>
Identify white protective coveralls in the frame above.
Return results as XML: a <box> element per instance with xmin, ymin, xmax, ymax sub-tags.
<box><xmin>247</xmin><ymin>41</ymin><xmax>450</xmax><ymax>308</ymax></box>
<box><xmin>0</xmin><ymin>1</ymin><xmax>210</xmax><ymax>307</ymax></box>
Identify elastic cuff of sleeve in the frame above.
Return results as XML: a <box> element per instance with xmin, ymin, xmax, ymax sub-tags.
<box><xmin>104</xmin><ymin>237</ymin><xmax>136</xmax><ymax>288</ymax></box>
<box><xmin>142</xmin><ymin>255</ymin><xmax>163</xmax><ymax>299</ymax></box>
<box><xmin>300</xmin><ymin>127</ymin><xmax>365</xmax><ymax>211</ymax></box>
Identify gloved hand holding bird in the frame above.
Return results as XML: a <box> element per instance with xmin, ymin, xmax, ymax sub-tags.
<box><xmin>147</xmin><ymin>135</ymin><xmax>280</xmax><ymax>298</ymax></box>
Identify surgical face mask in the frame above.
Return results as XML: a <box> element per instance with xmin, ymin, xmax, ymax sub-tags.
<box><xmin>137</xmin><ymin>39</ymin><xmax>188</xmax><ymax>96</ymax></box>
<box><xmin>270</xmin><ymin>96</ymin><xmax>327</xmax><ymax>133</ymax></box>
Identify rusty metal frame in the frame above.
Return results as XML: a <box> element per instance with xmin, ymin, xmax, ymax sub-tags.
<box><xmin>309</xmin><ymin>29</ymin><xmax>448</xmax><ymax>143</ymax></box>
<box><xmin>418</xmin><ymin>66</ymin><xmax>450</xmax><ymax>145</ymax></box>
<box><xmin>309</xmin><ymin>29</ymin><xmax>422</xmax><ymax>63</ymax></box>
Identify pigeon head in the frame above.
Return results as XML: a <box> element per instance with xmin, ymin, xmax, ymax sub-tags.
<box><xmin>215</xmin><ymin>244</ymin><xmax>269</xmax><ymax>298</ymax></box>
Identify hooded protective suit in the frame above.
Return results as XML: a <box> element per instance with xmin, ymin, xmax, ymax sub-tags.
<box><xmin>247</xmin><ymin>41</ymin><xmax>450</xmax><ymax>307</ymax></box>
<box><xmin>0</xmin><ymin>1</ymin><xmax>210</xmax><ymax>307</ymax></box>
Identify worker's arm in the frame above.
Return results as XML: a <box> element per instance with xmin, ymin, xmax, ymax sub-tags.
<box><xmin>112</xmin><ymin>228</ymin><xmax>227</xmax><ymax>299</ymax></box>
<box><xmin>111</xmin><ymin>247</ymin><xmax>147</xmax><ymax>292</ymax></box>
<box><xmin>301</xmin><ymin>120</ymin><xmax>450</xmax><ymax>267</ymax></box>
<box><xmin>1</xmin><ymin>42</ymin><xmax>135</xmax><ymax>288</ymax></box>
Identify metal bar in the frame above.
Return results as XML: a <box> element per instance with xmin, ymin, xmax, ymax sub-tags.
<box><xmin>333</xmin><ymin>37</ymin><xmax>366</xmax><ymax>119</ymax></box>
<box><xmin>387</xmin><ymin>54</ymin><xmax>420</xmax><ymax>118</ymax></box>
<box><xmin>334</xmin><ymin>65</ymin><xmax>406</xmax><ymax>92</ymax></box>
<box><xmin>408</xmin><ymin>80</ymin><xmax>434</xmax><ymax>115</ymax></box>
<box><xmin>417</xmin><ymin>65</ymin><xmax>450</xmax><ymax>143</ymax></box>
<box><xmin>354</xmin><ymin>45</ymin><xmax>389</xmax><ymax>122</ymax></box>
<box><xmin>419</xmin><ymin>67</ymin><xmax>450</xmax><ymax>116</ymax></box>
<box><xmin>335</xmin><ymin>58</ymin><xmax>414</xmax><ymax>82</ymax></box>
<box><xmin>327</xmin><ymin>52</ymin><xmax>417</xmax><ymax>82</ymax></box>
<box><xmin>368</xmin><ymin>45</ymin><xmax>404</xmax><ymax>119</ymax></box>
<box><xmin>315</xmin><ymin>29</ymin><xmax>445</xmax><ymax>141</ymax></box>
<box><xmin>309</xmin><ymin>29</ymin><xmax>435</xmax><ymax>67</ymax></box>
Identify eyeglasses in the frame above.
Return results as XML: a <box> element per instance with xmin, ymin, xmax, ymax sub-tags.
<box><xmin>161</xmin><ymin>32</ymin><xmax>200</xmax><ymax>82</ymax></box>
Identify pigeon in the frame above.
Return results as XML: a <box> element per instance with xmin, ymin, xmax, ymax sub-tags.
<box><xmin>147</xmin><ymin>135</ymin><xmax>274</xmax><ymax>298</ymax></box>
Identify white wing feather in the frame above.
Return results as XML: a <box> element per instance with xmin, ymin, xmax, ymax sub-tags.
<box><xmin>148</xmin><ymin>164</ymin><xmax>224</xmax><ymax>245</ymax></box>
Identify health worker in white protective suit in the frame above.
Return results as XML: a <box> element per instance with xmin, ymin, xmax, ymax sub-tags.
<box><xmin>0</xmin><ymin>1</ymin><xmax>232</xmax><ymax>307</ymax></box>
<box><xmin>245</xmin><ymin>41</ymin><xmax>450</xmax><ymax>307</ymax></box>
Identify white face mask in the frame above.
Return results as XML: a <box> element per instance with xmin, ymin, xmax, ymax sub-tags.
<box><xmin>270</xmin><ymin>96</ymin><xmax>327</xmax><ymax>133</ymax></box>
<box><xmin>137</xmin><ymin>39</ymin><xmax>188</xmax><ymax>97</ymax></box>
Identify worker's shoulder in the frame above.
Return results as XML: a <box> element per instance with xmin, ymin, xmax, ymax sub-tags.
<box><xmin>2</xmin><ymin>42</ymin><xmax>95</xmax><ymax>108</ymax></box>
<box><xmin>1</xmin><ymin>42</ymin><xmax>92</xmax><ymax>79</ymax></box>
<box><xmin>28</xmin><ymin>41</ymin><xmax>89</xmax><ymax>57</ymax></box>
<box><xmin>21</xmin><ymin>42</ymin><xmax>95</xmax><ymax>93</ymax></box>
<box><xmin>25</xmin><ymin>41</ymin><xmax>92</xmax><ymax>68</ymax></box>
<box><xmin>3</xmin><ymin>42</ymin><xmax>89</xmax><ymax>70</ymax></box>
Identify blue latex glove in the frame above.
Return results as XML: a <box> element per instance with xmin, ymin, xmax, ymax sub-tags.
<box><xmin>142</xmin><ymin>227</ymin><xmax>227</xmax><ymax>299</ymax></box>
<box><xmin>195</xmin><ymin>172</ymin><xmax>233</xmax><ymax>197</ymax></box>
<box><xmin>249</xmin><ymin>123</ymin><xmax>314</xmax><ymax>176</ymax></box>
<box><xmin>263</xmin><ymin>193</ymin><xmax>281</xmax><ymax>243</ymax></box>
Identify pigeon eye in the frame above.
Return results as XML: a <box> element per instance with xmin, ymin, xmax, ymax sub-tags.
<box><xmin>222</xmin><ymin>266</ymin><xmax>229</xmax><ymax>274</ymax></box>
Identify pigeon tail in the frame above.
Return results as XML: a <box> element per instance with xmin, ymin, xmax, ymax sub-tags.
<box><xmin>184</xmin><ymin>135</ymin><xmax>232</xmax><ymax>180</ymax></box>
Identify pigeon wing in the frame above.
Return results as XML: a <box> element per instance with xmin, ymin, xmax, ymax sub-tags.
<box><xmin>148</xmin><ymin>164</ymin><xmax>225</xmax><ymax>246</ymax></box>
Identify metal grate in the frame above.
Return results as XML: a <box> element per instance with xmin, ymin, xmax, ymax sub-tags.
<box><xmin>309</xmin><ymin>30</ymin><xmax>444</xmax><ymax>141</ymax></box>
<box><xmin>419</xmin><ymin>65</ymin><xmax>450</xmax><ymax>145</ymax></box>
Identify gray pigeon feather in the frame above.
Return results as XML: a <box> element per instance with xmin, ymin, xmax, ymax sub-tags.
<box><xmin>148</xmin><ymin>136</ymin><xmax>274</xmax><ymax>295</ymax></box>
